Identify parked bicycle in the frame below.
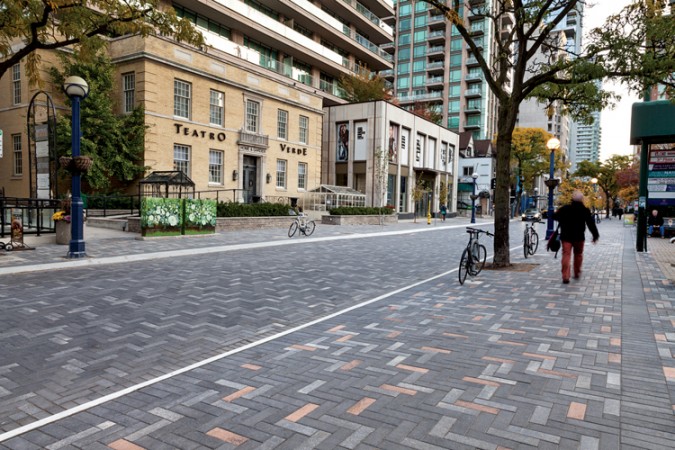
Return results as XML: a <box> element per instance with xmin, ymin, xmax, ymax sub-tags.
<box><xmin>288</xmin><ymin>213</ymin><xmax>316</xmax><ymax>237</ymax></box>
<box><xmin>523</xmin><ymin>221</ymin><xmax>539</xmax><ymax>258</ymax></box>
<box><xmin>458</xmin><ymin>227</ymin><xmax>494</xmax><ymax>285</ymax></box>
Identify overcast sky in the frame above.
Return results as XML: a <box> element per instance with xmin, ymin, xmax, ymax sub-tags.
<box><xmin>582</xmin><ymin>0</ymin><xmax>641</xmax><ymax>160</ymax></box>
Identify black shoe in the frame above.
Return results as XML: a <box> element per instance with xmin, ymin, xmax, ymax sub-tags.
<box><xmin>563</xmin><ymin>279</ymin><xmax>570</xmax><ymax>284</ymax></box>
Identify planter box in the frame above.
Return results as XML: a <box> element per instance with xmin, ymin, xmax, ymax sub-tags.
<box><xmin>216</xmin><ymin>216</ymin><xmax>295</xmax><ymax>231</ymax></box>
<box><xmin>55</xmin><ymin>221</ymin><xmax>71</xmax><ymax>245</ymax></box>
<box><xmin>321</xmin><ymin>215</ymin><xmax>398</xmax><ymax>226</ymax></box>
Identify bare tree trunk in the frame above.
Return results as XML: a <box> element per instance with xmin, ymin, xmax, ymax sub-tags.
<box><xmin>493</xmin><ymin>100</ymin><xmax>518</xmax><ymax>267</ymax></box>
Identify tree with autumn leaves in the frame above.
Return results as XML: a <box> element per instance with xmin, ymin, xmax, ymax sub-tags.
<box><xmin>0</xmin><ymin>0</ymin><xmax>204</xmax><ymax>85</ymax></box>
<box><xmin>421</xmin><ymin>0</ymin><xmax>674</xmax><ymax>266</ymax></box>
<box><xmin>573</xmin><ymin>155</ymin><xmax>635</xmax><ymax>216</ymax></box>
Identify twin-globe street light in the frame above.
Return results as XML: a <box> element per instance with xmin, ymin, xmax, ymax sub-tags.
<box><xmin>470</xmin><ymin>172</ymin><xmax>479</xmax><ymax>224</ymax></box>
<box><xmin>545</xmin><ymin>137</ymin><xmax>560</xmax><ymax>239</ymax></box>
<box><xmin>63</xmin><ymin>76</ymin><xmax>89</xmax><ymax>259</ymax></box>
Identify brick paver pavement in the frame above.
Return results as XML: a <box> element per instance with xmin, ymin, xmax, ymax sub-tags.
<box><xmin>0</xmin><ymin>218</ymin><xmax>674</xmax><ymax>449</ymax></box>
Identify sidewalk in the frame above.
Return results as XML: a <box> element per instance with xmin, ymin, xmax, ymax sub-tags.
<box><xmin>1</xmin><ymin>218</ymin><xmax>674</xmax><ymax>449</ymax></box>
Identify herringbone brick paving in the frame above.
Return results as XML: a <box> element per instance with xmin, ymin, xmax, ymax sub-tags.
<box><xmin>1</xmin><ymin>219</ymin><xmax>674</xmax><ymax>448</ymax></box>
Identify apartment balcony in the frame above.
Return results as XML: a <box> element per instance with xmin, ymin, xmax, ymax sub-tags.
<box><xmin>427</xmin><ymin>60</ymin><xmax>445</xmax><ymax>74</ymax></box>
<box><xmin>469</xmin><ymin>24</ymin><xmax>485</xmax><ymax>36</ymax></box>
<box><xmin>465</xmin><ymin>72</ymin><xmax>483</xmax><ymax>82</ymax></box>
<box><xmin>426</xmin><ymin>76</ymin><xmax>444</xmax><ymax>88</ymax></box>
<box><xmin>238</xmin><ymin>130</ymin><xmax>269</xmax><ymax>148</ymax></box>
<box><xmin>428</xmin><ymin>30</ymin><xmax>446</xmax><ymax>44</ymax></box>
<box><xmin>464</xmin><ymin>118</ymin><xmax>482</xmax><ymax>129</ymax></box>
<box><xmin>379</xmin><ymin>69</ymin><xmax>395</xmax><ymax>80</ymax></box>
<box><xmin>319</xmin><ymin>79</ymin><xmax>346</xmax><ymax>98</ymax></box>
<box><xmin>397</xmin><ymin>91</ymin><xmax>443</xmax><ymax>104</ymax></box>
<box><xmin>465</xmin><ymin>103</ymin><xmax>482</xmax><ymax>114</ymax></box>
<box><xmin>465</xmin><ymin>87</ymin><xmax>482</xmax><ymax>98</ymax></box>
<box><xmin>428</xmin><ymin>14</ymin><xmax>446</xmax><ymax>30</ymax></box>
<box><xmin>501</xmin><ymin>12</ymin><xmax>514</xmax><ymax>26</ymax></box>
<box><xmin>333</xmin><ymin>0</ymin><xmax>395</xmax><ymax>44</ymax></box>
<box><xmin>428</xmin><ymin>45</ymin><xmax>445</xmax><ymax>56</ymax></box>
<box><xmin>466</xmin><ymin>56</ymin><xmax>480</xmax><ymax>67</ymax></box>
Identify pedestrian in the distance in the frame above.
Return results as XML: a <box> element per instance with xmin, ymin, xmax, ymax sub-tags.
<box><xmin>440</xmin><ymin>204</ymin><xmax>447</xmax><ymax>222</ymax></box>
<box><xmin>552</xmin><ymin>190</ymin><xmax>600</xmax><ymax>284</ymax></box>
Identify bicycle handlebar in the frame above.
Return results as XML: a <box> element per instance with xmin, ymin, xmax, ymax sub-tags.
<box><xmin>466</xmin><ymin>227</ymin><xmax>494</xmax><ymax>237</ymax></box>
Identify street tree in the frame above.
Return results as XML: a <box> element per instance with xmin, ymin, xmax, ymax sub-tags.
<box><xmin>338</xmin><ymin>66</ymin><xmax>394</xmax><ymax>103</ymax></box>
<box><xmin>51</xmin><ymin>53</ymin><xmax>147</xmax><ymax>194</ymax></box>
<box><xmin>574</xmin><ymin>155</ymin><xmax>633</xmax><ymax>216</ymax></box>
<box><xmin>0</xmin><ymin>0</ymin><xmax>204</xmax><ymax>85</ymax></box>
<box><xmin>421</xmin><ymin>0</ymin><xmax>675</xmax><ymax>266</ymax></box>
<box><xmin>510</xmin><ymin>127</ymin><xmax>567</xmax><ymax>213</ymax></box>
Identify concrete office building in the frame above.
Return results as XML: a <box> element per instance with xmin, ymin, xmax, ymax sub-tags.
<box><xmin>323</xmin><ymin>101</ymin><xmax>459</xmax><ymax>214</ymax></box>
<box><xmin>385</xmin><ymin>0</ymin><xmax>512</xmax><ymax>143</ymax></box>
<box><xmin>0</xmin><ymin>0</ymin><xmax>396</xmax><ymax>203</ymax></box>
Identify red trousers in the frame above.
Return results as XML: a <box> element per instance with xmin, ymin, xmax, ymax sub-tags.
<box><xmin>561</xmin><ymin>240</ymin><xmax>585</xmax><ymax>281</ymax></box>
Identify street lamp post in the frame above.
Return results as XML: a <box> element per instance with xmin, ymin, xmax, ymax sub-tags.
<box><xmin>534</xmin><ymin>187</ymin><xmax>539</xmax><ymax>209</ymax></box>
<box><xmin>470</xmin><ymin>172</ymin><xmax>479</xmax><ymax>224</ymax></box>
<box><xmin>545</xmin><ymin>137</ymin><xmax>560</xmax><ymax>239</ymax></box>
<box><xmin>63</xmin><ymin>76</ymin><xmax>90</xmax><ymax>259</ymax></box>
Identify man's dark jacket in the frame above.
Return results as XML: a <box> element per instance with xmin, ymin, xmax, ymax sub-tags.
<box><xmin>552</xmin><ymin>201</ymin><xmax>600</xmax><ymax>242</ymax></box>
<box><xmin>648</xmin><ymin>213</ymin><xmax>664</xmax><ymax>227</ymax></box>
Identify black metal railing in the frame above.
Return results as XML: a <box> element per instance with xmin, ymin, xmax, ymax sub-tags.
<box><xmin>1</xmin><ymin>197</ymin><xmax>61</xmax><ymax>237</ymax></box>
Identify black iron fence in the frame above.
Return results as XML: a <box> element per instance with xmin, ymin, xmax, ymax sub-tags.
<box><xmin>1</xmin><ymin>191</ymin><xmax>298</xmax><ymax>235</ymax></box>
<box><xmin>0</xmin><ymin>197</ymin><xmax>61</xmax><ymax>238</ymax></box>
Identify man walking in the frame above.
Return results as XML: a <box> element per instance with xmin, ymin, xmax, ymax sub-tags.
<box><xmin>552</xmin><ymin>191</ymin><xmax>600</xmax><ymax>284</ymax></box>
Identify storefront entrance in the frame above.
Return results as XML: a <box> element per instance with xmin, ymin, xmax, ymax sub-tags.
<box><xmin>243</xmin><ymin>156</ymin><xmax>259</xmax><ymax>203</ymax></box>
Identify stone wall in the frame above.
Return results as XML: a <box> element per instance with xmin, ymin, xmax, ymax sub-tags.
<box><xmin>128</xmin><ymin>214</ymin><xmax>400</xmax><ymax>233</ymax></box>
<box><xmin>321</xmin><ymin>215</ymin><xmax>398</xmax><ymax>226</ymax></box>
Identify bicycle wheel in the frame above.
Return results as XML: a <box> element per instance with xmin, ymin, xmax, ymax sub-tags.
<box><xmin>304</xmin><ymin>221</ymin><xmax>316</xmax><ymax>236</ymax></box>
<box><xmin>288</xmin><ymin>221</ymin><xmax>298</xmax><ymax>237</ymax></box>
<box><xmin>529</xmin><ymin>230</ymin><xmax>539</xmax><ymax>255</ymax></box>
<box><xmin>458</xmin><ymin>248</ymin><xmax>470</xmax><ymax>285</ymax></box>
<box><xmin>523</xmin><ymin>231</ymin><xmax>530</xmax><ymax>259</ymax></box>
<box><xmin>471</xmin><ymin>243</ymin><xmax>487</xmax><ymax>275</ymax></box>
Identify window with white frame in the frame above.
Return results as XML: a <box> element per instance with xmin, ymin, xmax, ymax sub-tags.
<box><xmin>12</xmin><ymin>134</ymin><xmax>22</xmax><ymax>176</ymax></box>
<box><xmin>209</xmin><ymin>150</ymin><xmax>224</xmax><ymax>184</ymax></box>
<box><xmin>245</xmin><ymin>99</ymin><xmax>260</xmax><ymax>133</ymax></box>
<box><xmin>276</xmin><ymin>159</ymin><xmax>287</xmax><ymax>188</ymax></box>
<box><xmin>12</xmin><ymin>64</ymin><xmax>21</xmax><ymax>105</ymax></box>
<box><xmin>122</xmin><ymin>72</ymin><xmax>135</xmax><ymax>113</ymax></box>
<box><xmin>210</xmin><ymin>90</ymin><xmax>224</xmax><ymax>126</ymax></box>
<box><xmin>297</xmin><ymin>162</ymin><xmax>307</xmax><ymax>190</ymax></box>
<box><xmin>174</xmin><ymin>79</ymin><xmax>191</xmax><ymax>119</ymax></box>
<box><xmin>299</xmin><ymin>115</ymin><xmax>308</xmax><ymax>144</ymax></box>
<box><xmin>277</xmin><ymin>109</ymin><xmax>288</xmax><ymax>139</ymax></box>
<box><xmin>173</xmin><ymin>144</ymin><xmax>191</xmax><ymax>175</ymax></box>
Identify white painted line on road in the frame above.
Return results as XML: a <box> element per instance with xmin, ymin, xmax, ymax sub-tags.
<box><xmin>0</xmin><ymin>225</ymin><xmax>522</xmax><ymax>442</ymax></box>
<box><xmin>0</xmin><ymin>255</ymin><xmax>468</xmax><ymax>442</ymax></box>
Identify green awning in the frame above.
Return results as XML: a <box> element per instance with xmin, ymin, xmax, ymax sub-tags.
<box><xmin>630</xmin><ymin>100</ymin><xmax>675</xmax><ymax>145</ymax></box>
<box><xmin>458</xmin><ymin>183</ymin><xmax>474</xmax><ymax>192</ymax></box>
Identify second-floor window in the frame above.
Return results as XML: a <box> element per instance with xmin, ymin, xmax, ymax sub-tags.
<box><xmin>277</xmin><ymin>109</ymin><xmax>288</xmax><ymax>139</ymax></box>
<box><xmin>210</xmin><ymin>90</ymin><xmax>224</xmax><ymax>126</ymax></box>
<box><xmin>246</xmin><ymin>99</ymin><xmax>260</xmax><ymax>133</ymax></box>
<box><xmin>299</xmin><ymin>115</ymin><xmax>308</xmax><ymax>144</ymax></box>
<box><xmin>122</xmin><ymin>72</ymin><xmax>135</xmax><ymax>113</ymax></box>
<box><xmin>12</xmin><ymin>134</ymin><xmax>22</xmax><ymax>176</ymax></box>
<box><xmin>12</xmin><ymin>64</ymin><xmax>21</xmax><ymax>105</ymax></box>
<box><xmin>173</xmin><ymin>144</ymin><xmax>190</xmax><ymax>175</ymax></box>
<box><xmin>276</xmin><ymin>159</ymin><xmax>287</xmax><ymax>189</ymax></box>
<box><xmin>174</xmin><ymin>80</ymin><xmax>191</xmax><ymax>119</ymax></box>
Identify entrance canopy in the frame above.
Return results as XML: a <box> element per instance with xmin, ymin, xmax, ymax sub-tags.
<box><xmin>306</xmin><ymin>184</ymin><xmax>366</xmax><ymax>210</ymax></box>
<box><xmin>139</xmin><ymin>171</ymin><xmax>195</xmax><ymax>198</ymax></box>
